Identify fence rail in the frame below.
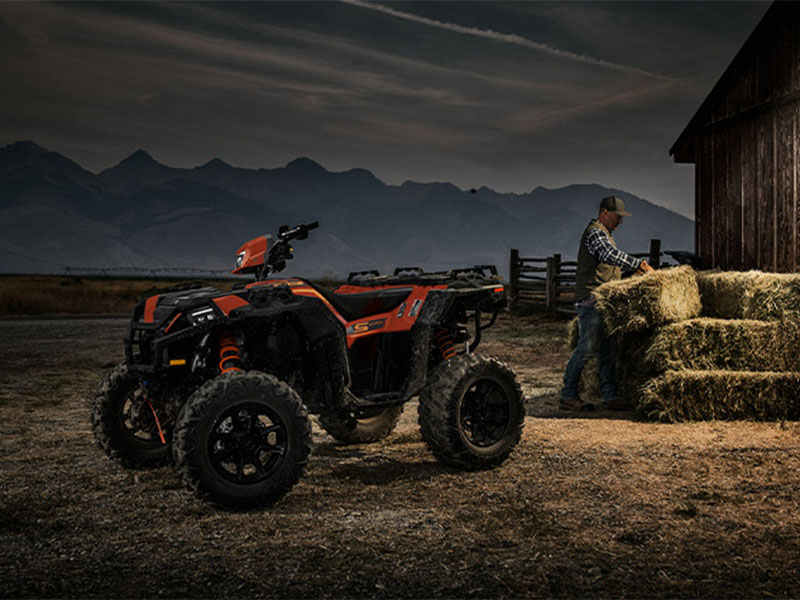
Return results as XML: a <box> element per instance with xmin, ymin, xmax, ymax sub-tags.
<box><xmin>508</xmin><ymin>239</ymin><xmax>663</xmax><ymax>313</ymax></box>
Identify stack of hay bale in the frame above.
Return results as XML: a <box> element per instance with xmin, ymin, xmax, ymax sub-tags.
<box><xmin>567</xmin><ymin>266</ymin><xmax>800</xmax><ymax>421</ymax></box>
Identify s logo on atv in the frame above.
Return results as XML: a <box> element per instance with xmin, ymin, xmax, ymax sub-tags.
<box><xmin>347</xmin><ymin>318</ymin><xmax>386</xmax><ymax>335</ymax></box>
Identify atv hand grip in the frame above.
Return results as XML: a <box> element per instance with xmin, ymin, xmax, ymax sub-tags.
<box><xmin>279</xmin><ymin>221</ymin><xmax>320</xmax><ymax>241</ymax></box>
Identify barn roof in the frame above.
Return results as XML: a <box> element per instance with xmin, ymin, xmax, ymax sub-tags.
<box><xmin>670</xmin><ymin>2</ymin><xmax>786</xmax><ymax>163</ymax></box>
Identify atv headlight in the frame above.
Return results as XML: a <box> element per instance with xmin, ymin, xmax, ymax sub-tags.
<box><xmin>235</xmin><ymin>252</ymin><xmax>245</xmax><ymax>269</ymax></box>
<box><xmin>190</xmin><ymin>307</ymin><xmax>216</xmax><ymax>323</ymax></box>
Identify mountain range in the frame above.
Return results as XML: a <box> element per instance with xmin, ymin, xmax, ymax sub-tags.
<box><xmin>0</xmin><ymin>141</ymin><xmax>693</xmax><ymax>278</ymax></box>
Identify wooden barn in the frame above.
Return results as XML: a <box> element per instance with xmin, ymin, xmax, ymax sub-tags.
<box><xmin>671</xmin><ymin>2</ymin><xmax>800</xmax><ymax>272</ymax></box>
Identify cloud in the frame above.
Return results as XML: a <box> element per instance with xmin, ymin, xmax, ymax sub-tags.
<box><xmin>9</xmin><ymin>4</ymin><xmax>492</xmax><ymax>110</ymax></box>
<box><xmin>505</xmin><ymin>79</ymin><xmax>675</xmax><ymax>132</ymax></box>
<box><xmin>341</xmin><ymin>0</ymin><xmax>674</xmax><ymax>82</ymax></box>
<box><xmin>167</xmin><ymin>3</ymin><xmax>583</xmax><ymax>97</ymax></box>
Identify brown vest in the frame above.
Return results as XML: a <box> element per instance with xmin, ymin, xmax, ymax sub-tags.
<box><xmin>574</xmin><ymin>219</ymin><xmax>621</xmax><ymax>302</ymax></box>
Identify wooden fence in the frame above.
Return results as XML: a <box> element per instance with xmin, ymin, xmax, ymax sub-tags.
<box><xmin>508</xmin><ymin>239</ymin><xmax>663</xmax><ymax>313</ymax></box>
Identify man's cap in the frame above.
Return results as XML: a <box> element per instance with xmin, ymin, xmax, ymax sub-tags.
<box><xmin>600</xmin><ymin>196</ymin><xmax>631</xmax><ymax>217</ymax></box>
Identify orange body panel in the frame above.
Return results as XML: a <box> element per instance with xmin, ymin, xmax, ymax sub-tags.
<box><xmin>144</xmin><ymin>295</ymin><xmax>160</xmax><ymax>323</ymax></box>
<box><xmin>338</xmin><ymin>284</ymin><xmax>448</xmax><ymax>347</ymax></box>
<box><xmin>212</xmin><ymin>294</ymin><xmax>250</xmax><ymax>316</ymax></box>
<box><xmin>248</xmin><ymin>278</ymin><xmax>449</xmax><ymax>347</ymax></box>
<box><xmin>232</xmin><ymin>235</ymin><xmax>269</xmax><ymax>275</ymax></box>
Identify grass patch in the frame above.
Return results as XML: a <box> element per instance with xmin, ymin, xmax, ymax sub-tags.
<box><xmin>0</xmin><ymin>275</ymin><xmax>239</xmax><ymax>315</ymax></box>
<box><xmin>0</xmin><ymin>274</ymin><xmax>346</xmax><ymax>316</ymax></box>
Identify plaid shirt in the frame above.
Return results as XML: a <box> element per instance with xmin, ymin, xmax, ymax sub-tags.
<box><xmin>584</xmin><ymin>227</ymin><xmax>642</xmax><ymax>272</ymax></box>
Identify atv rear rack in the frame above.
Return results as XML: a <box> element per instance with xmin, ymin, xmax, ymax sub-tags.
<box><xmin>346</xmin><ymin>265</ymin><xmax>501</xmax><ymax>287</ymax></box>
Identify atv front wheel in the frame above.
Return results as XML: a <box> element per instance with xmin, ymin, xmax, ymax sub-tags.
<box><xmin>418</xmin><ymin>354</ymin><xmax>524</xmax><ymax>470</ymax></box>
<box><xmin>318</xmin><ymin>405</ymin><xmax>404</xmax><ymax>444</ymax></box>
<box><xmin>91</xmin><ymin>363</ymin><xmax>171</xmax><ymax>469</ymax></box>
<box><xmin>172</xmin><ymin>371</ymin><xmax>312</xmax><ymax>509</ymax></box>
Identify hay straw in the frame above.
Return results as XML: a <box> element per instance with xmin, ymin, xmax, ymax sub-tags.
<box><xmin>565</xmin><ymin>270</ymin><xmax>800</xmax><ymax>417</ymax></box>
<box><xmin>563</xmin><ymin>321</ymin><xmax>601</xmax><ymax>399</ymax></box>
<box><xmin>566</xmin><ymin>317</ymin><xmax>579</xmax><ymax>351</ymax></box>
<box><xmin>696</xmin><ymin>271</ymin><xmax>800</xmax><ymax>321</ymax></box>
<box><xmin>640</xmin><ymin>370</ymin><xmax>800</xmax><ymax>422</ymax></box>
<box><xmin>578</xmin><ymin>358</ymin><xmax>600</xmax><ymax>400</ymax></box>
<box><xmin>593</xmin><ymin>266</ymin><xmax>701</xmax><ymax>336</ymax></box>
<box><xmin>695</xmin><ymin>270</ymin><xmax>761</xmax><ymax>319</ymax></box>
<box><xmin>644</xmin><ymin>318</ymin><xmax>800</xmax><ymax>373</ymax></box>
<box><xmin>748</xmin><ymin>273</ymin><xmax>800</xmax><ymax>320</ymax></box>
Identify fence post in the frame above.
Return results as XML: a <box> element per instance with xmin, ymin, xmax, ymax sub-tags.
<box><xmin>508</xmin><ymin>249</ymin><xmax>519</xmax><ymax>308</ymax></box>
<box><xmin>546</xmin><ymin>254</ymin><xmax>558</xmax><ymax>310</ymax></box>
<box><xmin>649</xmin><ymin>239</ymin><xmax>661</xmax><ymax>269</ymax></box>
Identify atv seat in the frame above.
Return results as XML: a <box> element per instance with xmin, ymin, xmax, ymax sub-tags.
<box><xmin>307</xmin><ymin>282</ymin><xmax>412</xmax><ymax>322</ymax></box>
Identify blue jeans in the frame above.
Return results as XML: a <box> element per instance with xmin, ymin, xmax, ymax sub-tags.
<box><xmin>561</xmin><ymin>304</ymin><xmax>617</xmax><ymax>403</ymax></box>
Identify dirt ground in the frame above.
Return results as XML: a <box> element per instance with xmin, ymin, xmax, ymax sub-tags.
<box><xmin>1</xmin><ymin>313</ymin><xmax>800</xmax><ymax>598</ymax></box>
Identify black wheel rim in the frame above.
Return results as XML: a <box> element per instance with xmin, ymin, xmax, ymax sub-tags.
<box><xmin>460</xmin><ymin>378</ymin><xmax>510</xmax><ymax>447</ymax></box>
<box><xmin>120</xmin><ymin>388</ymin><xmax>165</xmax><ymax>445</ymax></box>
<box><xmin>207</xmin><ymin>403</ymin><xmax>287</xmax><ymax>484</ymax></box>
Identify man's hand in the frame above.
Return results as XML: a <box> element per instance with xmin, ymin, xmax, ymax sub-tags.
<box><xmin>636</xmin><ymin>260</ymin><xmax>655</xmax><ymax>276</ymax></box>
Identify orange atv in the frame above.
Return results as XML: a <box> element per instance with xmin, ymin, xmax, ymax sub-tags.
<box><xmin>92</xmin><ymin>222</ymin><xmax>525</xmax><ymax>508</ymax></box>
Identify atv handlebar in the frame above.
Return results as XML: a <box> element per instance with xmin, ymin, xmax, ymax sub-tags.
<box><xmin>258</xmin><ymin>222</ymin><xmax>319</xmax><ymax>279</ymax></box>
<box><xmin>278</xmin><ymin>221</ymin><xmax>319</xmax><ymax>242</ymax></box>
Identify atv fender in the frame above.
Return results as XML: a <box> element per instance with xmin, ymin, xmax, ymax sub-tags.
<box><xmin>402</xmin><ymin>290</ymin><xmax>457</xmax><ymax>399</ymax></box>
<box><xmin>401</xmin><ymin>286</ymin><xmax>505</xmax><ymax>400</ymax></box>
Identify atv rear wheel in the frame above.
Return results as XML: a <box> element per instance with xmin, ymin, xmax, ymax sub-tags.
<box><xmin>91</xmin><ymin>363</ymin><xmax>171</xmax><ymax>469</ymax></box>
<box><xmin>418</xmin><ymin>354</ymin><xmax>524</xmax><ymax>470</ymax></box>
<box><xmin>318</xmin><ymin>405</ymin><xmax>404</xmax><ymax>444</ymax></box>
<box><xmin>172</xmin><ymin>371</ymin><xmax>312</xmax><ymax>509</ymax></box>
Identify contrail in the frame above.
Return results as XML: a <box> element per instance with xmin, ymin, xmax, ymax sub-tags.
<box><xmin>341</xmin><ymin>0</ymin><xmax>672</xmax><ymax>82</ymax></box>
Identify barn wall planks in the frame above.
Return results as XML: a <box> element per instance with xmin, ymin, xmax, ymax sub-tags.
<box><xmin>697</xmin><ymin>102</ymin><xmax>800</xmax><ymax>272</ymax></box>
<box><xmin>741</xmin><ymin>117</ymin><xmax>759</xmax><ymax>270</ymax></box>
<box><xmin>776</xmin><ymin>106</ymin><xmax>797</xmax><ymax>271</ymax></box>
<box><xmin>757</xmin><ymin>111</ymin><xmax>775</xmax><ymax>272</ymax></box>
<box><xmin>686</xmin><ymin>3</ymin><xmax>800</xmax><ymax>272</ymax></box>
<box><xmin>697</xmin><ymin>137</ymin><xmax>713</xmax><ymax>267</ymax></box>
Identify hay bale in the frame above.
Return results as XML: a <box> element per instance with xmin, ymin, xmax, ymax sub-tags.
<box><xmin>640</xmin><ymin>370</ymin><xmax>800</xmax><ymax>422</ymax></box>
<box><xmin>643</xmin><ymin>318</ymin><xmax>800</xmax><ymax>373</ymax></box>
<box><xmin>695</xmin><ymin>270</ymin><xmax>760</xmax><ymax>319</ymax></box>
<box><xmin>748</xmin><ymin>273</ymin><xmax>800</xmax><ymax>320</ymax></box>
<box><xmin>696</xmin><ymin>270</ymin><xmax>800</xmax><ymax>321</ymax></box>
<box><xmin>592</xmin><ymin>266</ymin><xmax>701</xmax><ymax>336</ymax></box>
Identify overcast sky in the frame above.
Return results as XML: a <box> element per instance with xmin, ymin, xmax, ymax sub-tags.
<box><xmin>1</xmin><ymin>1</ymin><xmax>770</xmax><ymax>218</ymax></box>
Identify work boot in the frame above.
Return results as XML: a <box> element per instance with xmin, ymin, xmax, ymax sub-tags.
<box><xmin>559</xmin><ymin>397</ymin><xmax>595</xmax><ymax>412</ymax></box>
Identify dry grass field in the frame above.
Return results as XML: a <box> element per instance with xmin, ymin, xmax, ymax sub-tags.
<box><xmin>0</xmin><ymin>275</ymin><xmax>240</xmax><ymax>316</ymax></box>
<box><xmin>1</xmin><ymin>303</ymin><xmax>800</xmax><ymax>597</ymax></box>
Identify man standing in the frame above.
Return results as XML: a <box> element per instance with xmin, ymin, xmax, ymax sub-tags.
<box><xmin>560</xmin><ymin>196</ymin><xmax>653</xmax><ymax>411</ymax></box>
